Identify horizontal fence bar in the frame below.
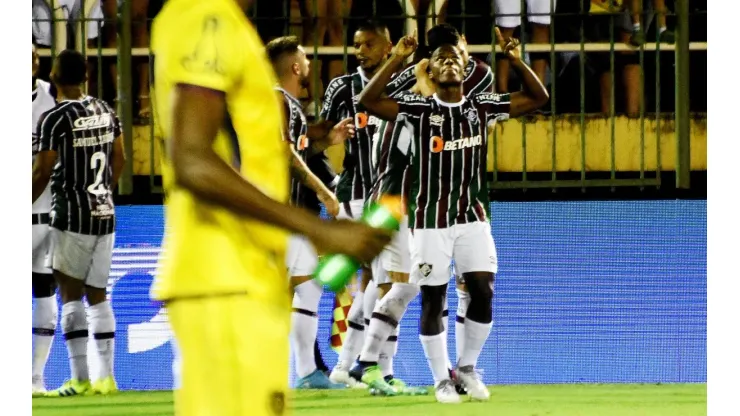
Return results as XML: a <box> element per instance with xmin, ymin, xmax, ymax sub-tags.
<box><xmin>489</xmin><ymin>178</ymin><xmax>662</xmax><ymax>189</ymax></box>
<box><xmin>35</xmin><ymin>42</ymin><xmax>709</xmax><ymax>57</ymax></box>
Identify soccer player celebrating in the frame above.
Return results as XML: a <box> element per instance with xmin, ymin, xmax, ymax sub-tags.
<box><xmin>266</xmin><ymin>35</ymin><xmax>351</xmax><ymax>390</ymax></box>
<box><xmin>359</xmin><ymin>29</ymin><xmax>548</xmax><ymax>403</ymax></box>
<box><xmin>32</xmin><ymin>50</ymin><xmax>125</xmax><ymax>397</ymax></box>
<box><xmin>315</xmin><ymin>20</ymin><xmax>416</xmax><ymax>388</ymax></box>
<box><xmin>150</xmin><ymin>1</ymin><xmax>391</xmax><ymax>415</ymax></box>
<box><xmin>354</xmin><ymin>23</ymin><xmax>498</xmax><ymax>396</ymax></box>
<box><xmin>31</xmin><ymin>43</ymin><xmax>58</xmax><ymax>397</ymax></box>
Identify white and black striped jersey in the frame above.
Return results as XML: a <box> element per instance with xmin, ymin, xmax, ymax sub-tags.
<box><xmin>277</xmin><ymin>87</ymin><xmax>310</xmax><ymax>208</ymax></box>
<box><xmin>35</xmin><ymin>96</ymin><xmax>122</xmax><ymax>235</ymax></box>
<box><xmin>379</xmin><ymin>92</ymin><xmax>511</xmax><ymax>229</ymax></box>
<box><xmin>320</xmin><ymin>66</ymin><xmax>415</xmax><ymax>203</ymax></box>
<box><xmin>32</xmin><ymin>78</ymin><xmax>57</xmax><ymax>216</ymax></box>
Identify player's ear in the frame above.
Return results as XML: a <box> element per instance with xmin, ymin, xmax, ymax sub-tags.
<box><xmin>292</xmin><ymin>62</ymin><xmax>300</xmax><ymax>76</ymax></box>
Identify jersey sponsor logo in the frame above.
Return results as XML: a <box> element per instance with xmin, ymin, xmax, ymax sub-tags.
<box><xmin>429</xmin><ymin>114</ymin><xmax>444</xmax><ymax>127</ymax></box>
<box><xmin>431</xmin><ymin>135</ymin><xmax>483</xmax><ymax>153</ymax></box>
<box><xmin>477</xmin><ymin>92</ymin><xmax>504</xmax><ymax>102</ymax></box>
<box><xmin>72</xmin><ymin>132</ymin><xmax>116</xmax><ymax>147</ymax></box>
<box><xmin>72</xmin><ymin>113</ymin><xmax>113</xmax><ymax>131</ymax></box>
<box><xmin>297</xmin><ymin>135</ymin><xmax>309</xmax><ymax>150</ymax></box>
<box><xmin>419</xmin><ymin>263</ymin><xmax>433</xmax><ymax>277</ymax></box>
<box><xmin>354</xmin><ymin>112</ymin><xmax>383</xmax><ymax>129</ymax></box>
<box><xmin>399</xmin><ymin>94</ymin><xmax>427</xmax><ymax>103</ymax></box>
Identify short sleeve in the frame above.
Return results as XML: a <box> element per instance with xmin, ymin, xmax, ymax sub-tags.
<box><xmin>386</xmin><ymin>64</ymin><xmax>416</xmax><ymax>97</ymax></box>
<box><xmin>155</xmin><ymin>10</ymin><xmax>245</xmax><ymax>93</ymax></box>
<box><xmin>36</xmin><ymin>110</ymin><xmax>62</xmax><ymax>153</ymax></box>
<box><xmin>280</xmin><ymin>97</ymin><xmax>292</xmax><ymax>144</ymax></box>
<box><xmin>377</xmin><ymin>122</ymin><xmax>412</xmax><ymax>197</ymax></box>
<box><xmin>474</xmin><ymin>92</ymin><xmax>511</xmax><ymax>123</ymax></box>
<box><xmin>319</xmin><ymin>77</ymin><xmax>348</xmax><ymax>122</ymax></box>
<box><xmin>396</xmin><ymin>92</ymin><xmax>431</xmax><ymax>118</ymax></box>
<box><xmin>464</xmin><ymin>58</ymin><xmax>495</xmax><ymax>97</ymax></box>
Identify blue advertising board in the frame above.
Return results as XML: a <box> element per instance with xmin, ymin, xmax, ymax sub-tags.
<box><xmin>37</xmin><ymin>201</ymin><xmax>707</xmax><ymax>389</ymax></box>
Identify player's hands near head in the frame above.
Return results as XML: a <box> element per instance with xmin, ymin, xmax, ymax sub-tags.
<box><xmin>495</xmin><ymin>27</ymin><xmax>521</xmax><ymax>61</ymax></box>
<box><xmin>318</xmin><ymin>190</ymin><xmax>340</xmax><ymax>217</ymax></box>
<box><xmin>394</xmin><ymin>30</ymin><xmax>418</xmax><ymax>60</ymax></box>
<box><xmin>412</xmin><ymin>59</ymin><xmax>435</xmax><ymax>97</ymax></box>
<box><xmin>311</xmin><ymin>220</ymin><xmax>392</xmax><ymax>264</ymax></box>
<box><xmin>327</xmin><ymin>117</ymin><xmax>355</xmax><ymax>146</ymax></box>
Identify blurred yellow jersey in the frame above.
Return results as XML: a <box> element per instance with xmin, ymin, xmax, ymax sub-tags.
<box><xmin>150</xmin><ymin>0</ymin><xmax>290</xmax><ymax>302</ymax></box>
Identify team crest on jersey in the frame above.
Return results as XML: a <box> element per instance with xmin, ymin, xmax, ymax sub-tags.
<box><xmin>429</xmin><ymin>114</ymin><xmax>444</xmax><ymax>127</ymax></box>
<box><xmin>419</xmin><ymin>263</ymin><xmax>433</xmax><ymax>277</ymax></box>
<box><xmin>465</xmin><ymin>107</ymin><xmax>479</xmax><ymax>124</ymax></box>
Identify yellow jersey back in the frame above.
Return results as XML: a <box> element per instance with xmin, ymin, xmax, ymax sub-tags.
<box><xmin>150</xmin><ymin>0</ymin><xmax>290</xmax><ymax>303</ymax></box>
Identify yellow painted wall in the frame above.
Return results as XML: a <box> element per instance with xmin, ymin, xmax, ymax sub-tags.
<box><xmin>133</xmin><ymin>115</ymin><xmax>707</xmax><ymax>175</ymax></box>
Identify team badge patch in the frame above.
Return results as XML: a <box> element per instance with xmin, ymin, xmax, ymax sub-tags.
<box><xmin>419</xmin><ymin>263</ymin><xmax>433</xmax><ymax>277</ymax></box>
<box><xmin>430</xmin><ymin>114</ymin><xmax>444</xmax><ymax>127</ymax></box>
<box><xmin>465</xmin><ymin>108</ymin><xmax>479</xmax><ymax>124</ymax></box>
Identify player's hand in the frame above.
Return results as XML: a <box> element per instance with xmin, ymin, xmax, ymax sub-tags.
<box><xmin>495</xmin><ymin>27</ymin><xmax>521</xmax><ymax>61</ymax></box>
<box><xmin>311</xmin><ymin>220</ymin><xmax>392</xmax><ymax>264</ymax></box>
<box><xmin>412</xmin><ymin>59</ymin><xmax>435</xmax><ymax>97</ymax></box>
<box><xmin>394</xmin><ymin>30</ymin><xmax>418</xmax><ymax>60</ymax></box>
<box><xmin>327</xmin><ymin>117</ymin><xmax>355</xmax><ymax>145</ymax></box>
<box><xmin>318</xmin><ymin>190</ymin><xmax>340</xmax><ymax>217</ymax></box>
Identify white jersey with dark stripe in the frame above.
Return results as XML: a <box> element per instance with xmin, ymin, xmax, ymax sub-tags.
<box><xmin>32</xmin><ymin>79</ymin><xmax>57</xmax><ymax>215</ymax></box>
<box><xmin>35</xmin><ymin>96</ymin><xmax>121</xmax><ymax>236</ymax></box>
<box><xmin>378</xmin><ymin>92</ymin><xmax>511</xmax><ymax>229</ymax></box>
<box><xmin>320</xmin><ymin>66</ymin><xmax>415</xmax><ymax>203</ymax></box>
<box><xmin>276</xmin><ymin>88</ymin><xmax>310</xmax><ymax>208</ymax></box>
<box><xmin>368</xmin><ymin>57</ymin><xmax>495</xmax><ymax>209</ymax></box>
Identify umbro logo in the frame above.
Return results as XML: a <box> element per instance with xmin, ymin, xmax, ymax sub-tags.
<box><xmin>429</xmin><ymin>114</ymin><xmax>444</xmax><ymax>127</ymax></box>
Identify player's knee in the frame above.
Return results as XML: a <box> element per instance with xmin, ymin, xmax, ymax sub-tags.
<box><xmin>419</xmin><ymin>284</ymin><xmax>446</xmax><ymax>335</ymax></box>
<box><xmin>464</xmin><ymin>273</ymin><xmax>494</xmax><ymax>324</ymax></box>
<box><xmin>293</xmin><ymin>279</ymin><xmax>322</xmax><ymax>313</ymax></box>
<box><xmin>85</xmin><ymin>286</ymin><xmax>107</xmax><ymax>306</ymax></box>
<box><xmin>377</xmin><ymin>282</ymin><xmax>418</xmax><ymax>321</ymax></box>
<box><xmin>32</xmin><ymin>272</ymin><xmax>56</xmax><ymax>298</ymax></box>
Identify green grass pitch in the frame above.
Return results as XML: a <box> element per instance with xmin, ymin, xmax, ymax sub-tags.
<box><xmin>32</xmin><ymin>384</ymin><xmax>706</xmax><ymax>416</ymax></box>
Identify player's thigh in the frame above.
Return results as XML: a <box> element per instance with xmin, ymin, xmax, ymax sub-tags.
<box><xmin>452</xmin><ymin>222</ymin><xmax>498</xmax><ymax>275</ymax></box>
<box><xmin>527</xmin><ymin>0</ymin><xmax>556</xmax><ymax>25</ymax></box>
<box><xmin>50</xmin><ymin>229</ymin><xmax>96</xmax><ymax>281</ymax></box>
<box><xmin>382</xmin><ymin>215</ymin><xmax>411</xmax><ymax>275</ymax></box>
<box><xmin>409</xmin><ymin>228</ymin><xmax>453</xmax><ymax>287</ymax></box>
<box><xmin>494</xmin><ymin>0</ymin><xmax>521</xmax><ymax>28</ymax></box>
<box><xmin>286</xmin><ymin>235</ymin><xmax>318</xmax><ymax>278</ymax></box>
<box><xmin>32</xmin><ymin>224</ymin><xmax>52</xmax><ymax>274</ymax></box>
<box><xmin>86</xmin><ymin>233</ymin><xmax>114</xmax><ymax>289</ymax></box>
<box><xmin>372</xmin><ymin>255</ymin><xmax>391</xmax><ymax>286</ymax></box>
<box><xmin>169</xmin><ymin>296</ymin><xmax>291</xmax><ymax>416</ymax></box>
<box><xmin>336</xmin><ymin>199</ymin><xmax>365</xmax><ymax>221</ymax></box>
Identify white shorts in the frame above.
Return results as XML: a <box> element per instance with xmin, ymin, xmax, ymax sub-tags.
<box><xmin>410</xmin><ymin>222</ymin><xmax>498</xmax><ymax>287</ymax></box>
<box><xmin>371</xmin><ymin>256</ymin><xmax>391</xmax><ymax>285</ymax></box>
<box><xmin>337</xmin><ymin>199</ymin><xmax>365</xmax><ymax>221</ymax></box>
<box><xmin>495</xmin><ymin>0</ymin><xmax>557</xmax><ymax>27</ymax></box>
<box><xmin>32</xmin><ymin>0</ymin><xmax>105</xmax><ymax>46</ymax></box>
<box><xmin>381</xmin><ymin>215</ymin><xmax>411</xmax><ymax>274</ymax></box>
<box><xmin>48</xmin><ymin>229</ymin><xmax>114</xmax><ymax>289</ymax></box>
<box><xmin>32</xmin><ymin>222</ymin><xmax>52</xmax><ymax>274</ymax></box>
<box><xmin>286</xmin><ymin>235</ymin><xmax>318</xmax><ymax>277</ymax></box>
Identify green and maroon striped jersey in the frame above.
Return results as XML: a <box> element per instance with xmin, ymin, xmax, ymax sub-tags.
<box><xmin>377</xmin><ymin>92</ymin><xmax>511</xmax><ymax>229</ymax></box>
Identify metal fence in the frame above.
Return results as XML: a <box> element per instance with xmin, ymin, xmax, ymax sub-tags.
<box><xmin>33</xmin><ymin>0</ymin><xmax>707</xmax><ymax>195</ymax></box>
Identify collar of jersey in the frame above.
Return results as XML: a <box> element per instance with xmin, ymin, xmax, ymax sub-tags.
<box><xmin>274</xmin><ymin>86</ymin><xmax>301</xmax><ymax>105</ymax></box>
<box><xmin>357</xmin><ymin>66</ymin><xmax>370</xmax><ymax>83</ymax></box>
<box><xmin>433</xmin><ymin>93</ymin><xmax>467</xmax><ymax>108</ymax></box>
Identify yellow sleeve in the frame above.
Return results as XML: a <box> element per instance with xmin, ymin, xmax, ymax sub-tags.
<box><xmin>156</xmin><ymin>8</ymin><xmax>245</xmax><ymax>93</ymax></box>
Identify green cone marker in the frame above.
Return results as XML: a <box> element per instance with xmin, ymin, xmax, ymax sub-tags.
<box><xmin>314</xmin><ymin>195</ymin><xmax>404</xmax><ymax>292</ymax></box>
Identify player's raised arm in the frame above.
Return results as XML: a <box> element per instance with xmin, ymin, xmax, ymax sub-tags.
<box><xmin>358</xmin><ymin>33</ymin><xmax>418</xmax><ymax>121</ymax></box>
<box><xmin>495</xmin><ymin>27</ymin><xmax>549</xmax><ymax>117</ymax></box>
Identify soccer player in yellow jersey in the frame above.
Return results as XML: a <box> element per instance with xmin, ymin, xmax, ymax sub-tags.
<box><xmin>150</xmin><ymin>1</ymin><xmax>392</xmax><ymax>415</ymax></box>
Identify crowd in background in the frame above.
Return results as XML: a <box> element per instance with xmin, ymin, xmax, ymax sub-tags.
<box><xmin>32</xmin><ymin>0</ymin><xmax>707</xmax><ymax>120</ymax></box>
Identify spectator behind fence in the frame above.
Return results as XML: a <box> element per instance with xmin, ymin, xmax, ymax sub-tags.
<box><xmin>494</xmin><ymin>0</ymin><xmax>555</xmax><ymax>93</ymax></box>
<box><xmin>32</xmin><ymin>0</ymin><xmax>103</xmax><ymax>54</ymax></box>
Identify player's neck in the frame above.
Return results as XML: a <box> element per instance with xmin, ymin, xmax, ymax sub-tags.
<box><xmin>58</xmin><ymin>86</ymin><xmax>84</xmax><ymax>101</ymax></box>
<box><xmin>278</xmin><ymin>78</ymin><xmax>301</xmax><ymax>101</ymax></box>
<box><xmin>435</xmin><ymin>85</ymin><xmax>464</xmax><ymax>104</ymax></box>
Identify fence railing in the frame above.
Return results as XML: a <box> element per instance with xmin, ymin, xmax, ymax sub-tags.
<box><xmin>32</xmin><ymin>0</ymin><xmax>706</xmax><ymax>196</ymax></box>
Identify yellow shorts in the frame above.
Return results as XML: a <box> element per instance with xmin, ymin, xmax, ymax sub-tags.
<box><xmin>167</xmin><ymin>295</ymin><xmax>291</xmax><ymax>416</ymax></box>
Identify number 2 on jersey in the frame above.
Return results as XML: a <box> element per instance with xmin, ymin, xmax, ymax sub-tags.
<box><xmin>87</xmin><ymin>151</ymin><xmax>108</xmax><ymax>196</ymax></box>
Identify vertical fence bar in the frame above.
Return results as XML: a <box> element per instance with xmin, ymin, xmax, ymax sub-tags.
<box><xmin>117</xmin><ymin>0</ymin><xmax>133</xmax><ymax>195</ymax></box>
<box><xmin>639</xmin><ymin>6</ymin><xmax>646</xmax><ymax>188</ymax></box>
<box><xmin>675</xmin><ymin>0</ymin><xmax>691</xmax><ymax>189</ymax></box>
<box><xmin>97</xmin><ymin>20</ymin><xmax>104</xmax><ymax>99</ymax></box>
<box><xmin>520</xmin><ymin>0</ymin><xmax>527</xmax><ymax>187</ymax></box>
<box><xmin>655</xmin><ymin>13</ymin><xmax>662</xmax><ymax>186</ymax></box>
<box><xmin>609</xmin><ymin>1</ymin><xmax>616</xmax><ymax>189</ymax></box>
<box><xmin>311</xmin><ymin>0</ymin><xmax>320</xmax><ymax>118</ymax></box>
<box><xmin>579</xmin><ymin>0</ymin><xmax>586</xmax><ymax>191</ymax></box>
<box><xmin>549</xmin><ymin>0</ymin><xmax>556</xmax><ymax>190</ymax></box>
<box><xmin>491</xmin><ymin>0</ymin><xmax>499</xmax><ymax>185</ymax></box>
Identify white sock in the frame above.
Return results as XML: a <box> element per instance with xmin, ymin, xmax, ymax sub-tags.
<box><xmin>455</xmin><ymin>288</ymin><xmax>470</xmax><ymax>364</ymax></box>
<box><xmin>458</xmin><ymin>318</ymin><xmax>493</xmax><ymax>368</ymax></box>
<box><xmin>61</xmin><ymin>301</ymin><xmax>89</xmax><ymax>381</ymax></box>
<box><xmin>291</xmin><ymin>280</ymin><xmax>322</xmax><ymax>378</ymax></box>
<box><xmin>32</xmin><ymin>295</ymin><xmax>58</xmax><ymax>383</ymax></box>
<box><xmin>379</xmin><ymin>325</ymin><xmax>399</xmax><ymax>377</ymax></box>
<box><xmin>360</xmin><ymin>282</ymin><xmax>417</xmax><ymax>365</ymax></box>
<box><xmin>442</xmin><ymin>296</ymin><xmax>452</xmax><ymax>369</ymax></box>
<box><xmin>363</xmin><ymin>280</ymin><xmax>378</xmax><ymax>328</ymax></box>
<box><xmin>336</xmin><ymin>290</ymin><xmax>365</xmax><ymax>371</ymax></box>
<box><xmin>420</xmin><ymin>333</ymin><xmax>450</xmax><ymax>384</ymax></box>
<box><xmin>88</xmin><ymin>301</ymin><xmax>116</xmax><ymax>380</ymax></box>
